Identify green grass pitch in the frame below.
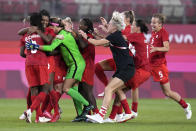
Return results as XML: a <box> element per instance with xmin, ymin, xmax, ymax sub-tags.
<box><xmin>0</xmin><ymin>98</ymin><xmax>195</xmax><ymax>131</ymax></box>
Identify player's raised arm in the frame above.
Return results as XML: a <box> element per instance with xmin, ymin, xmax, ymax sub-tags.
<box><xmin>78</xmin><ymin>30</ymin><xmax>109</xmax><ymax>46</ymax></box>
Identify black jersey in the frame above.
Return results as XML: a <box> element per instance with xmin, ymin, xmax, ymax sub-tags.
<box><xmin>106</xmin><ymin>31</ymin><xmax>135</xmax><ymax>82</ymax></box>
<box><xmin>106</xmin><ymin>31</ymin><xmax>134</xmax><ymax>70</ymax></box>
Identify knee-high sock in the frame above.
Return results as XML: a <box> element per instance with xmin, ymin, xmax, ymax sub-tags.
<box><xmin>117</xmin><ymin>104</ymin><xmax>123</xmax><ymax>114</ymax></box>
<box><xmin>95</xmin><ymin>63</ymin><xmax>108</xmax><ymax>86</ymax></box>
<box><xmin>49</xmin><ymin>90</ymin><xmax>62</xmax><ymax>115</ymax></box>
<box><xmin>109</xmin><ymin>105</ymin><xmax>119</xmax><ymax>119</ymax></box>
<box><xmin>41</xmin><ymin>94</ymin><xmax>50</xmax><ymax>112</ymax></box>
<box><xmin>67</xmin><ymin>87</ymin><xmax>89</xmax><ymax>107</ymax></box>
<box><xmin>120</xmin><ymin>99</ymin><xmax>131</xmax><ymax>114</ymax></box>
<box><xmin>178</xmin><ymin>99</ymin><xmax>188</xmax><ymax>108</ymax></box>
<box><xmin>132</xmin><ymin>102</ymin><xmax>138</xmax><ymax>112</ymax></box>
<box><xmin>72</xmin><ymin>86</ymin><xmax>83</xmax><ymax>115</ymax></box>
<box><xmin>30</xmin><ymin>92</ymin><xmax>47</xmax><ymax>112</ymax></box>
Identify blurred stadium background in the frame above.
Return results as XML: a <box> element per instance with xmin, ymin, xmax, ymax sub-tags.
<box><xmin>0</xmin><ymin>0</ymin><xmax>196</xmax><ymax>99</ymax></box>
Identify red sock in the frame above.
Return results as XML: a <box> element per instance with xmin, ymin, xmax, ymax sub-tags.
<box><xmin>46</xmin><ymin>102</ymin><xmax>53</xmax><ymax>113</ymax></box>
<box><xmin>49</xmin><ymin>90</ymin><xmax>60</xmax><ymax>115</ymax></box>
<box><xmin>95</xmin><ymin>63</ymin><xmax>108</xmax><ymax>86</ymax></box>
<box><xmin>41</xmin><ymin>94</ymin><xmax>50</xmax><ymax>112</ymax></box>
<box><xmin>88</xmin><ymin>111</ymin><xmax>92</xmax><ymax>115</ymax></box>
<box><xmin>99</xmin><ymin>106</ymin><xmax>107</xmax><ymax>118</ymax></box>
<box><xmin>109</xmin><ymin>105</ymin><xmax>119</xmax><ymax>119</ymax></box>
<box><xmin>178</xmin><ymin>99</ymin><xmax>188</xmax><ymax>108</ymax></box>
<box><xmin>92</xmin><ymin>108</ymin><xmax>99</xmax><ymax>114</ymax></box>
<box><xmin>117</xmin><ymin>104</ymin><xmax>123</xmax><ymax>114</ymax></box>
<box><xmin>132</xmin><ymin>102</ymin><xmax>138</xmax><ymax>112</ymax></box>
<box><xmin>27</xmin><ymin>88</ymin><xmax>32</xmax><ymax>109</ymax></box>
<box><xmin>36</xmin><ymin>106</ymin><xmax>42</xmax><ymax>120</ymax></box>
<box><xmin>56</xmin><ymin>91</ymin><xmax>62</xmax><ymax>102</ymax></box>
<box><xmin>54</xmin><ymin>91</ymin><xmax>62</xmax><ymax>114</ymax></box>
<box><xmin>31</xmin><ymin>95</ymin><xmax>36</xmax><ymax>104</ymax></box>
<box><xmin>120</xmin><ymin>99</ymin><xmax>131</xmax><ymax>114</ymax></box>
<box><xmin>30</xmin><ymin>92</ymin><xmax>47</xmax><ymax>112</ymax></box>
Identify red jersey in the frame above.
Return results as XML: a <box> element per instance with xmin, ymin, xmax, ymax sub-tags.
<box><xmin>45</xmin><ymin>27</ymin><xmax>56</xmax><ymax>73</ymax></box>
<box><xmin>149</xmin><ymin>27</ymin><xmax>169</xmax><ymax>66</ymax></box>
<box><xmin>122</xmin><ymin>25</ymin><xmax>134</xmax><ymax>57</ymax></box>
<box><xmin>20</xmin><ymin>33</ymin><xmax>48</xmax><ymax>66</ymax></box>
<box><xmin>54</xmin><ymin>54</ymin><xmax>66</xmax><ymax>69</ymax></box>
<box><xmin>127</xmin><ymin>33</ymin><xmax>150</xmax><ymax>71</ymax></box>
<box><xmin>81</xmin><ymin>33</ymin><xmax>95</xmax><ymax>85</ymax></box>
<box><xmin>45</xmin><ymin>27</ymin><xmax>56</xmax><ymax>44</ymax></box>
<box><xmin>81</xmin><ymin>33</ymin><xmax>95</xmax><ymax>60</ymax></box>
<box><xmin>122</xmin><ymin>25</ymin><xmax>131</xmax><ymax>37</ymax></box>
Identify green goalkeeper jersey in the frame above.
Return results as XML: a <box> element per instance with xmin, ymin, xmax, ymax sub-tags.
<box><xmin>42</xmin><ymin>29</ymin><xmax>85</xmax><ymax>81</ymax></box>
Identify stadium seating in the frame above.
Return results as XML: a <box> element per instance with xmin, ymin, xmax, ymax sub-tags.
<box><xmin>0</xmin><ymin>0</ymin><xmax>195</xmax><ymax>23</ymax></box>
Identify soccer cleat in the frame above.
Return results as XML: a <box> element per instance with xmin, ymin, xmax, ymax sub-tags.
<box><xmin>98</xmin><ymin>92</ymin><xmax>104</xmax><ymax>97</ymax></box>
<box><xmin>103</xmin><ymin>118</ymin><xmax>116</xmax><ymax>123</ymax></box>
<box><xmin>25</xmin><ymin>109</ymin><xmax>32</xmax><ymax>123</ymax></box>
<box><xmin>50</xmin><ymin>114</ymin><xmax>60</xmax><ymax>123</ymax></box>
<box><xmin>184</xmin><ymin>103</ymin><xmax>192</xmax><ymax>120</ymax></box>
<box><xmin>19</xmin><ymin>112</ymin><xmax>26</xmax><ymax>120</ymax></box>
<box><xmin>86</xmin><ymin>114</ymin><xmax>104</xmax><ymax>123</ymax></box>
<box><xmin>131</xmin><ymin>111</ymin><xmax>138</xmax><ymax>119</ymax></box>
<box><xmin>39</xmin><ymin>117</ymin><xmax>51</xmax><ymax>123</ymax></box>
<box><xmin>80</xmin><ymin>104</ymin><xmax>94</xmax><ymax>117</ymax></box>
<box><xmin>117</xmin><ymin>113</ymin><xmax>134</xmax><ymax>123</ymax></box>
<box><xmin>85</xmin><ymin>118</ymin><xmax>97</xmax><ymax>123</ymax></box>
<box><xmin>43</xmin><ymin>111</ymin><xmax>53</xmax><ymax>119</ymax></box>
<box><xmin>72</xmin><ymin>115</ymin><xmax>87</xmax><ymax>122</ymax></box>
<box><xmin>115</xmin><ymin>113</ymin><xmax>124</xmax><ymax>122</ymax></box>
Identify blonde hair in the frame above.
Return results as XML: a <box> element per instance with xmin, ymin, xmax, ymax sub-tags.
<box><xmin>111</xmin><ymin>11</ymin><xmax>126</xmax><ymax>31</ymax></box>
<box><xmin>63</xmin><ymin>17</ymin><xmax>72</xmax><ymax>24</ymax></box>
<box><xmin>152</xmin><ymin>13</ymin><xmax>166</xmax><ymax>24</ymax></box>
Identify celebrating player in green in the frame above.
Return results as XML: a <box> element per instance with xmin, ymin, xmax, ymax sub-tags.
<box><xmin>26</xmin><ymin>18</ymin><xmax>94</xmax><ymax>120</ymax></box>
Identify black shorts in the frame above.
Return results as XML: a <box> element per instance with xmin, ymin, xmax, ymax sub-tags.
<box><xmin>113</xmin><ymin>64</ymin><xmax>135</xmax><ymax>82</ymax></box>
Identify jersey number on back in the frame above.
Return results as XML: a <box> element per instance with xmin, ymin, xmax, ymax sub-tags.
<box><xmin>30</xmin><ymin>40</ymin><xmax>38</xmax><ymax>54</ymax></box>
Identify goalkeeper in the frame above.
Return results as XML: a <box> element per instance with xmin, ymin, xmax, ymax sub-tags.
<box><xmin>26</xmin><ymin>18</ymin><xmax>93</xmax><ymax>120</ymax></box>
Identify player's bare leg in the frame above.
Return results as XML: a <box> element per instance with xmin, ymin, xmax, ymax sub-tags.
<box><xmin>161</xmin><ymin>82</ymin><xmax>192</xmax><ymax>119</ymax></box>
<box><xmin>86</xmin><ymin>77</ymin><xmax>132</xmax><ymax>123</ymax></box>
<box><xmin>131</xmin><ymin>88</ymin><xmax>139</xmax><ymax>118</ymax></box>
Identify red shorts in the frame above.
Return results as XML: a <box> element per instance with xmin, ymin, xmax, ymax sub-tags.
<box><xmin>54</xmin><ymin>67</ymin><xmax>66</xmax><ymax>85</ymax></box>
<box><xmin>25</xmin><ymin>65</ymin><xmax>49</xmax><ymax>87</ymax></box>
<box><xmin>54</xmin><ymin>62</ymin><xmax>67</xmax><ymax>85</ymax></box>
<box><xmin>48</xmin><ymin>56</ymin><xmax>55</xmax><ymax>73</ymax></box>
<box><xmin>81</xmin><ymin>60</ymin><xmax>95</xmax><ymax>86</ymax></box>
<box><xmin>151</xmin><ymin>64</ymin><xmax>169</xmax><ymax>85</ymax></box>
<box><xmin>125</xmin><ymin>68</ymin><xmax>151</xmax><ymax>90</ymax></box>
<box><xmin>106</xmin><ymin>58</ymin><xmax>116</xmax><ymax>71</ymax></box>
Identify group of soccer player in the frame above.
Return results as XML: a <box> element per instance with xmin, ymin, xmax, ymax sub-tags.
<box><xmin>18</xmin><ymin>8</ymin><xmax>192</xmax><ymax>124</ymax></box>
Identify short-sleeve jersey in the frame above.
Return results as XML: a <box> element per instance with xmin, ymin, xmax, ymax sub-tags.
<box><xmin>149</xmin><ymin>27</ymin><xmax>169</xmax><ymax>66</ymax></box>
<box><xmin>127</xmin><ymin>33</ymin><xmax>150</xmax><ymax>71</ymax></box>
<box><xmin>20</xmin><ymin>33</ymin><xmax>48</xmax><ymax>66</ymax></box>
